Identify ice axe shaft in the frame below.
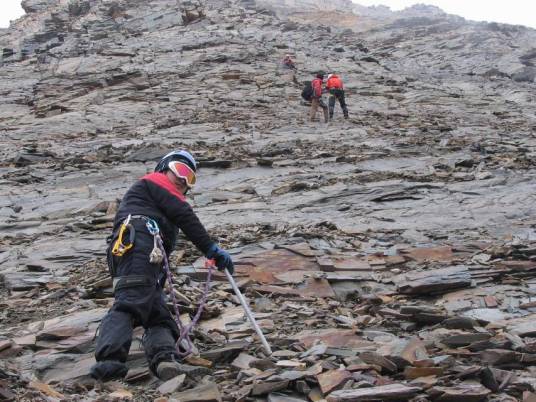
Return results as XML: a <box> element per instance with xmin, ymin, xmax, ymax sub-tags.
<box><xmin>205</xmin><ymin>259</ymin><xmax>272</xmax><ymax>355</ymax></box>
<box><xmin>223</xmin><ymin>268</ymin><xmax>272</xmax><ymax>355</ymax></box>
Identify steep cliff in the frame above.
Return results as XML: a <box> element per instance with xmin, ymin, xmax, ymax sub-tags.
<box><xmin>1</xmin><ymin>0</ymin><xmax>536</xmax><ymax>400</ymax></box>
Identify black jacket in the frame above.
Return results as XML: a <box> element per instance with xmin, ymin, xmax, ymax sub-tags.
<box><xmin>112</xmin><ymin>172</ymin><xmax>213</xmax><ymax>256</ymax></box>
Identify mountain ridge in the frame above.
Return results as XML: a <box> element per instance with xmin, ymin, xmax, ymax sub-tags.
<box><xmin>0</xmin><ymin>0</ymin><xmax>535</xmax><ymax>400</ymax></box>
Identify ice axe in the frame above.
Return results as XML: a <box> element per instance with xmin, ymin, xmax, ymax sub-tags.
<box><xmin>207</xmin><ymin>259</ymin><xmax>273</xmax><ymax>355</ymax></box>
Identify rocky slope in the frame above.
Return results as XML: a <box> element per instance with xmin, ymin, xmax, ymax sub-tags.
<box><xmin>1</xmin><ymin>0</ymin><xmax>536</xmax><ymax>401</ymax></box>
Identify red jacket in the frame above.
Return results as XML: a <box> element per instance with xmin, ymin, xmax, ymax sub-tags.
<box><xmin>326</xmin><ymin>75</ymin><xmax>343</xmax><ymax>90</ymax></box>
<box><xmin>311</xmin><ymin>78</ymin><xmax>323</xmax><ymax>98</ymax></box>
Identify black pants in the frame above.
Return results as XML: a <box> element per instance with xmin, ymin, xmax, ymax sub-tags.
<box><xmin>95</xmin><ymin>227</ymin><xmax>179</xmax><ymax>374</ymax></box>
<box><xmin>328</xmin><ymin>89</ymin><xmax>349</xmax><ymax>119</ymax></box>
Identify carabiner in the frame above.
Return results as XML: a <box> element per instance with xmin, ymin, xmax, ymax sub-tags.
<box><xmin>112</xmin><ymin>215</ymin><xmax>135</xmax><ymax>256</ymax></box>
<box><xmin>145</xmin><ymin>218</ymin><xmax>160</xmax><ymax>235</ymax></box>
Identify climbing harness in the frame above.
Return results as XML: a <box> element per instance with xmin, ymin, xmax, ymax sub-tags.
<box><xmin>158</xmin><ymin>233</ymin><xmax>213</xmax><ymax>357</ymax></box>
<box><xmin>112</xmin><ymin>214</ymin><xmax>271</xmax><ymax>356</ymax></box>
<box><xmin>145</xmin><ymin>218</ymin><xmax>164</xmax><ymax>264</ymax></box>
<box><xmin>113</xmin><ymin>275</ymin><xmax>154</xmax><ymax>292</ymax></box>
<box><xmin>136</xmin><ymin>215</ymin><xmax>213</xmax><ymax>357</ymax></box>
<box><xmin>111</xmin><ymin>214</ymin><xmax>135</xmax><ymax>257</ymax></box>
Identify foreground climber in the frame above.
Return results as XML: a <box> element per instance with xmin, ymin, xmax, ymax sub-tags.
<box><xmin>310</xmin><ymin>72</ymin><xmax>329</xmax><ymax>123</ymax></box>
<box><xmin>326</xmin><ymin>73</ymin><xmax>349</xmax><ymax>120</ymax></box>
<box><xmin>90</xmin><ymin>150</ymin><xmax>234</xmax><ymax>382</ymax></box>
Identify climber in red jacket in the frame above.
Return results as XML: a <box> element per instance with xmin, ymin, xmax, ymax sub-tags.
<box><xmin>326</xmin><ymin>73</ymin><xmax>349</xmax><ymax>120</ymax></box>
<box><xmin>310</xmin><ymin>72</ymin><xmax>328</xmax><ymax>123</ymax></box>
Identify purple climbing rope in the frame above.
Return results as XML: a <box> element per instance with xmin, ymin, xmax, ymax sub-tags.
<box><xmin>156</xmin><ymin>235</ymin><xmax>213</xmax><ymax>357</ymax></box>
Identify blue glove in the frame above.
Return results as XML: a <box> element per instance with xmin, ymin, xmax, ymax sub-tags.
<box><xmin>206</xmin><ymin>244</ymin><xmax>234</xmax><ymax>274</ymax></box>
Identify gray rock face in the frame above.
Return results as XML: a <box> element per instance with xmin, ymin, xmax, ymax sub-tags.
<box><xmin>1</xmin><ymin>0</ymin><xmax>536</xmax><ymax>400</ymax></box>
<box><xmin>21</xmin><ymin>0</ymin><xmax>59</xmax><ymax>14</ymax></box>
<box><xmin>512</xmin><ymin>66</ymin><xmax>536</xmax><ymax>82</ymax></box>
<box><xmin>257</xmin><ymin>0</ymin><xmax>354</xmax><ymax>14</ymax></box>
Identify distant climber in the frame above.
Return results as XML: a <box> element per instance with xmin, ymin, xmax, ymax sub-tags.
<box><xmin>326</xmin><ymin>73</ymin><xmax>349</xmax><ymax>120</ymax></box>
<box><xmin>90</xmin><ymin>150</ymin><xmax>234</xmax><ymax>382</ymax></box>
<box><xmin>282</xmin><ymin>54</ymin><xmax>296</xmax><ymax>70</ymax></box>
<box><xmin>310</xmin><ymin>72</ymin><xmax>328</xmax><ymax>123</ymax></box>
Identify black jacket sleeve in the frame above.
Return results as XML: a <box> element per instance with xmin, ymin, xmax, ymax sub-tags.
<box><xmin>144</xmin><ymin>179</ymin><xmax>214</xmax><ymax>254</ymax></box>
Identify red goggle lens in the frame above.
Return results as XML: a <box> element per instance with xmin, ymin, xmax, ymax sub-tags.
<box><xmin>169</xmin><ymin>161</ymin><xmax>196</xmax><ymax>187</ymax></box>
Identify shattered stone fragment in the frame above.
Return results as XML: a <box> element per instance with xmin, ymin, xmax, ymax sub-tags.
<box><xmin>109</xmin><ymin>389</ymin><xmax>133</xmax><ymax>400</ymax></box>
<box><xmin>377</xmin><ymin>336</ymin><xmax>429</xmax><ymax>367</ymax></box>
<box><xmin>124</xmin><ymin>367</ymin><xmax>151</xmax><ymax>383</ymax></box>
<box><xmin>404</xmin><ymin>366</ymin><xmax>444</xmax><ymax>379</ymax></box>
<box><xmin>429</xmin><ymin>382</ymin><xmax>491</xmax><ymax>402</ymax></box>
<box><xmin>479</xmin><ymin>349</ymin><xmax>519</xmax><ymax>365</ymax></box>
<box><xmin>200</xmin><ymin>341</ymin><xmax>248</xmax><ymax>363</ymax></box>
<box><xmin>316</xmin><ymin>369</ymin><xmax>352</xmax><ymax>394</ymax></box>
<box><xmin>292</xmin><ymin>329</ymin><xmax>372</xmax><ymax>349</ymax></box>
<box><xmin>402</xmin><ymin>246</ymin><xmax>454</xmax><ymax>262</ymax></box>
<box><xmin>267</xmin><ymin>393</ymin><xmax>308</xmax><ymax>401</ymax></box>
<box><xmin>326</xmin><ymin>383</ymin><xmax>422</xmax><ymax>401</ymax></box>
<box><xmin>251</xmin><ymin>380</ymin><xmax>290</xmax><ymax>396</ymax></box>
<box><xmin>231</xmin><ymin>352</ymin><xmax>258</xmax><ymax>369</ymax></box>
<box><xmin>28</xmin><ymin>381</ymin><xmax>64</xmax><ymax>399</ymax></box>
<box><xmin>169</xmin><ymin>381</ymin><xmax>222</xmax><ymax>402</ymax></box>
<box><xmin>359</xmin><ymin>351</ymin><xmax>398</xmax><ymax>373</ymax></box>
<box><xmin>396</xmin><ymin>266</ymin><xmax>472</xmax><ymax>295</ymax></box>
<box><xmin>158</xmin><ymin>374</ymin><xmax>186</xmax><ymax>394</ymax></box>
<box><xmin>0</xmin><ymin>340</ymin><xmax>12</xmax><ymax>352</ymax></box>
<box><xmin>441</xmin><ymin>332</ymin><xmax>491</xmax><ymax>348</ymax></box>
<box><xmin>3</xmin><ymin>0</ymin><xmax>536</xmax><ymax>401</ymax></box>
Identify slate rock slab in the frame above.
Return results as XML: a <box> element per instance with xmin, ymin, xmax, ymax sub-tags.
<box><xmin>200</xmin><ymin>341</ymin><xmax>249</xmax><ymax>363</ymax></box>
<box><xmin>395</xmin><ymin>266</ymin><xmax>472</xmax><ymax>295</ymax></box>
<box><xmin>169</xmin><ymin>381</ymin><xmax>222</xmax><ymax>402</ymax></box>
<box><xmin>326</xmin><ymin>383</ymin><xmax>422</xmax><ymax>401</ymax></box>
<box><xmin>429</xmin><ymin>382</ymin><xmax>491</xmax><ymax>402</ymax></box>
<box><xmin>267</xmin><ymin>393</ymin><xmax>308</xmax><ymax>402</ymax></box>
<box><xmin>158</xmin><ymin>374</ymin><xmax>186</xmax><ymax>394</ymax></box>
<box><xmin>1</xmin><ymin>272</ymin><xmax>57</xmax><ymax>291</ymax></box>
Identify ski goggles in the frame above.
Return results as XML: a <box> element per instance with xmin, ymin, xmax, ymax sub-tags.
<box><xmin>169</xmin><ymin>161</ymin><xmax>197</xmax><ymax>188</ymax></box>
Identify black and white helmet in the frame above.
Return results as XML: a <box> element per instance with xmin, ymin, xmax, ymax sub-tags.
<box><xmin>154</xmin><ymin>150</ymin><xmax>197</xmax><ymax>173</ymax></box>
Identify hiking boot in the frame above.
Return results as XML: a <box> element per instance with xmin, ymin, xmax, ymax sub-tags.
<box><xmin>156</xmin><ymin>361</ymin><xmax>184</xmax><ymax>381</ymax></box>
<box><xmin>90</xmin><ymin>360</ymin><xmax>128</xmax><ymax>381</ymax></box>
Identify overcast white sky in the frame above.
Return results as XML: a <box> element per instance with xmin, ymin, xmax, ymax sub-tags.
<box><xmin>357</xmin><ymin>0</ymin><xmax>536</xmax><ymax>28</ymax></box>
<box><xmin>0</xmin><ymin>0</ymin><xmax>535</xmax><ymax>28</ymax></box>
<box><xmin>1</xmin><ymin>0</ymin><xmax>24</xmax><ymax>28</ymax></box>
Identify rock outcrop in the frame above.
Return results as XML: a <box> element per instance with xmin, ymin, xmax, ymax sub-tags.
<box><xmin>1</xmin><ymin>0</ymin><xmax>536</xmax><ymax>400</ymax></box>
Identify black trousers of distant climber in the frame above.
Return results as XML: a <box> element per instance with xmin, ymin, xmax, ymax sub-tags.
<box><xmin>328</xmin><ymin>89</ymin><xmax>349</xmax><ymax>119</ymax></box>
<box><xmin>92</xmin><ymin>227</ymin><xmax>180</xmax><ymax>380</ymax></box>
